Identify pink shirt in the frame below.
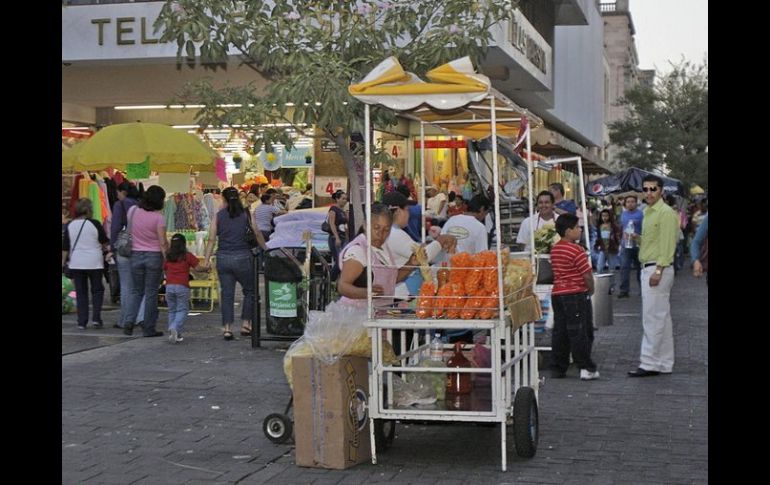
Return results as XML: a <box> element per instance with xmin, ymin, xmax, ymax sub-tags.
<box><xmin>129</xmin><ymin>206</ymin><xmax>166</xmax><ymax>252</ymax></box>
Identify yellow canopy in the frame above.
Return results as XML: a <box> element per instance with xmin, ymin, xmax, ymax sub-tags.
<box><xmin>62</xmin><ymin>122</ymin><xmax>219</xmax><ymax>172</ymax></box>
<box><xmin>349</xmin><ymin>57</ymin><xmax>542</xmax><ymax>139</ymax></box>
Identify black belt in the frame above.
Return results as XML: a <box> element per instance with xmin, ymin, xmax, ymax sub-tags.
<box><xmin>644</xmin><ymin>262</ymin><xmax>657</xmax><ymax>268</ymax></box>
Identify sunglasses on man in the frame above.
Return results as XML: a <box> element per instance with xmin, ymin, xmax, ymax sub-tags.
<box><xmin>642</xmin><ymin>186</ymin><xmax>659</xmax><ymax>192</ymax></box>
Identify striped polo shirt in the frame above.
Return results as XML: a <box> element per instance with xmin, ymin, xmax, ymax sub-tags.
<box><xmin>550</xmin><ymin>239</ymin><xmax>592</xmax><ymax>296</ymax></box>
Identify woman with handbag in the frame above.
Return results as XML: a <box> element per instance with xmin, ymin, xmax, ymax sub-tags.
<box><xmin>202</xmin><ymin>187</ymin><xmax>267</xmax><ymax>340</ymax></box>
<box><xmin>122</xmin><ymin>185</ymin><xmax>168</xmax><ymax>338</ymax></box>
<box><xmin>110</xmin><ymin>181</ymin><xmax>145</xmax><ymax>329</ymax></box>
<box><xmin>327</xmin><ymin>190</ymin><xmax>348</xmax><ymax>281</ymax></box>
<box><xmin>62</xmin><ymin>198</ymin><xmax>111</xmax><ymax>330</ymax></box>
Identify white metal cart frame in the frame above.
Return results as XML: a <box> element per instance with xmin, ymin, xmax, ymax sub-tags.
<box><xmin>350</xmin><ymin>58</ymin><xmax>547</xmax><ymax>471</ymax></box>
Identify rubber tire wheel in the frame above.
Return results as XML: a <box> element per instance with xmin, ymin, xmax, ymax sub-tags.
<box><xmin>263</xmin><ymin>413</ymin><xmax>293</xmax><ymax>444</ymax></box>
<box><xmin>374</xmin><ymin>419</ymin><xmax>396</xmax><ymax>451</ymax></box>
<box><xmin>512</xmin><ymin>386</ymin><xmax>538</xmax><ymax>458</ymax></box>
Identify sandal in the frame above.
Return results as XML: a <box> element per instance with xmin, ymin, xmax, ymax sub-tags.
<box><xmin>240</xmin><ymin>326</ymin><xmax>252</xmax><ymax>337</ymax></box>
<box><xmin>223</xmin><ymin>331</ymin><xmax>234</xmax><ymax>341</ymax></box>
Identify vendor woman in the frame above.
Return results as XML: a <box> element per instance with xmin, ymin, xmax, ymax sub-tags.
<box><xmin>337</xmin><ymin>203</ymin><xmax>416</xmax><ymax>308</ymax></box>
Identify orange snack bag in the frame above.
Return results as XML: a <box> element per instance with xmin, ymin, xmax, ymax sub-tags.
<box><xmin>416</xmin><ymin>281</ymin><xmax>436</xmax><ymax>319</ymax></box>
<box><xmin>445</xmin><ymin>283</ymin><xmax>465</xmax><ymax>319</ymax></box>
<box><xmin>449</xmin><ymin>252</ymin><xmax>472</xmax><ymax>291</ymax></box>
<box><xmin>434</xmin><ymin>283</ymin><xmax>455</xmax><ymax>318</ymax></box>
<box><xmin>480</xmin><ymin>251</ymin><xmax>500</xmax><ymax>292</ymax></box>
<box><xmin>460</xmin><ymin>289</ymin><xmax>486</xmax><ymax>319</ymax></box>
<box><xmin>478</xmin><ymin>290</ymin><xmax>500</xmax><ymax>319</ymax></box>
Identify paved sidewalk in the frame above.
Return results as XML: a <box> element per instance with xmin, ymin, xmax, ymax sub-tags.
<box><xmin>62</xmin><ymin>271</ymin><xmax>707</xmax><ymax>484</ymax></box>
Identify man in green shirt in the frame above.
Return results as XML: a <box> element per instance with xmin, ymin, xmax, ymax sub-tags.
<box><xmin>628</xmin><ymin>174</ymin><xmax>680</xmax><ymax>377</ymax></box>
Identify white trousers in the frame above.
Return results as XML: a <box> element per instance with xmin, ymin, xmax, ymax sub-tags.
<box><xmin>640</xmin><ymin>265</ymin><xmax>675</xmax><ymax>372</ymax></box>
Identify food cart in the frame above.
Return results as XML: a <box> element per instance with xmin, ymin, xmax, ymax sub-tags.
<box><xmin>349</xmin><ymin>57</ymin><xmax>546</xmax><ymax>471</ymax></box>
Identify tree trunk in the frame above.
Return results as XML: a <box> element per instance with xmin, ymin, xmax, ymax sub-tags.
<box><xmin>335</xmin><ymin>133</ymin><xmax>366</xmax><ymax>235</ymax></box>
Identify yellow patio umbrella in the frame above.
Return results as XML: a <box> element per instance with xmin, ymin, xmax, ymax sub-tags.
<box><xmin>62</xmin><ymin>122</ymin><xmax>219</xmax><ymax>172</ymax></box>
<box><xmin>690</xmin><ymin>184</ymin><xmax>705</xmax><ymax>195</ymax></box>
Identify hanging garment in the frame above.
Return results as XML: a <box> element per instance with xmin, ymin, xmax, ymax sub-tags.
<box><xmin>69</xmin><ymin>173</ymin><xmax>85</xmax><ymax>218</ymax></box>
<box><xmin>87</xmin><ymin>182</ymin><xmax>103</xmax><ymax>222</ymax></box>
<box><xmin>164</xmin><ymin>196</ymin><xmax>177</xmax><ymax>232</ymax></box>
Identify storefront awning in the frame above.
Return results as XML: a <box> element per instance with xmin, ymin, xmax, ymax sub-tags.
<box><xmin>349</xmin><ymin>57</ymin><xmax>543</xmax><ymax>139</ymax></box>
<box><xmin>531</xmin><ymin>127</ymin><xmax>613</xmax><ymax>175</ymax></box>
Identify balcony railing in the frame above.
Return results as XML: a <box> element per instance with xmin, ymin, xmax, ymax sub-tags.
<box><xmin>599</xmin><ymin>3</ymin><xmax>617</xmax><ymax>13</ymax></box>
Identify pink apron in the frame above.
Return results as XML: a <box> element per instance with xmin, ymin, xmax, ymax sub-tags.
<box><xmin>338</xmin><ymin>234</ymin><xmax>398</xmax><ymax>308</ymax></box>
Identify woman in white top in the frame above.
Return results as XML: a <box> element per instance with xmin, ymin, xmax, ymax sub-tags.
<box><xmin>381</xmin><ymin>192</ymin><xmax>457</xmax><ymax>298</ymax></box>
<box><xmin>62</xmin><ymin>198</ymin><xmax>111</xmax><ymax>330</ymax></box>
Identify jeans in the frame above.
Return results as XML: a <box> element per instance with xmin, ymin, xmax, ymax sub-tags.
<box><xmin>117</xmin><ymin>254</ymin><xmax>145</xmax><ymax>326</ymax></box>
<box><xmin>216</xmin><ymin>252</ymin><xmax>255</xmax><ymax>326</ymax></box>
<box><xmin>328</xmin><ymin>233</ymin><xmax>347</xmax><ymax>281</ymax></box>
<box><xmin>550</xmin><ymin>292</ymin><xmax>596</xmax><ymax>373</ymax></box>
<box><xmin>619</xmin><ymin>246</ymin><xmax>641</xmax><ymax>294</ymax></box>
<box><xmin>165</xmin><ymin>284</ymin><xmax>190</xmax><ymax>334</ymax></box>
<box><xmin>125</xmin><ymin>251</ymin><xmax>164</xmax><ymax>335</ymax></box>
<box><xmin>674</xmin><ymin>240</ymin><xmax>685</xmax><ymax>271</ymax></box>
<box><xmin>71</xmin><ymin>269</ymin><xmax>104</xmax><ymax>326</ymax></box>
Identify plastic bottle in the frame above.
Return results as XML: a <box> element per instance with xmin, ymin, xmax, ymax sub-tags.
<box><xmin>437</xmin><ymin>262</ymin><xmax>450</xmax><ymax>289</ymax></box>
<box><xmin>624</xmin><ymin>220</ymin><xmax>635</xmax><ymax>249</ymax></box>
<box><xmin>430</xmin><ymin>332</ymin><xmax>444</xmax><ymax>362</ymax></box>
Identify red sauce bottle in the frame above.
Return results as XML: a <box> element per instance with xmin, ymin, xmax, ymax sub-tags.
<box><xmin>446</xmin><ymin>341</ymin><xmax>472</xmax><ymax>395</ymax></box>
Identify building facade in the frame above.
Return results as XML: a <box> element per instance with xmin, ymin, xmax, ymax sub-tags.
<box><xmin>63</xmin><ymin>0</ymin><xmax>611</xmax><ymax>205</ymax></box>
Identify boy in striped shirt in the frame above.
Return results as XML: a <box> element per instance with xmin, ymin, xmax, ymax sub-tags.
<box><xmin>550</xmin><ymin>213</ymin><xmax>600</xmax><ymax>381</ymax></box>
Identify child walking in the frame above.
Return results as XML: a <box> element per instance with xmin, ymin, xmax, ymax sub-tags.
<box><xmin>549</xmin><ymin>214</ymin><xmax>600</xmax><ymax>380</ymax></box>
<box><xmin>164</xmin><ymin>234</ymin><xmax>202</xmax><ymax>343</ymax></box>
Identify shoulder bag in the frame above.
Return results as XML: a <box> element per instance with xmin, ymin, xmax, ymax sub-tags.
<box><xmin>244</xmin><ymin>212</ymin><xmax>260</xmax><ymax>248</ymax></box>
<box><xmin>63</xmin><ymin>219</ymin><xmax>87</xmax><ymax>279</ymax></box>
<box><xmin>115</xmin><ymin>204</ymin><xmax>135</xmax><ymax>257</ymax></box>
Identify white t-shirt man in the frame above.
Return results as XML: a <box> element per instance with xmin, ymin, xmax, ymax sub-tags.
<box><xmin>441</xmin><ymin>214</ymin><xmax>488</xmax><ymax>254</ymax></box>
<box><xmin>516</xmin><ymin>213</ymin><xmax>560</xmax><ymax>251</ymax></box>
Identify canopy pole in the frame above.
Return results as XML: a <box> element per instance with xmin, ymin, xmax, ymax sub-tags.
<box><xmin>365</xmin><ymin>104</ymin><xmax>373</xmax><ymax>318</ymax></box>
<box><xmin>526</xmin><ymin>121</ymin><xmax>535</xmax><ymax>281</ymax></box>
<box><xmin>420</xmin><ymin>121</ymin><xmax>426</xmax><ymax>244</ymax></box>
<box><xmin>576</xmin><ymin>159</ymin><xmax>590</xmax><ymax>250</ymax></box>
<box><xmin>490</xmin><ymin>96</ymin><xmax>505</xmax><ymax>320</ymax></box>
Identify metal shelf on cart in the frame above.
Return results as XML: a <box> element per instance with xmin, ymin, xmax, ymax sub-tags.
<box><xmin>365</xmin><ymin>318</ymin><xmax>498</xmax><ymax>329</ymax></box>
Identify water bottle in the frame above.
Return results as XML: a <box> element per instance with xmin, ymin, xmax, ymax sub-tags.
<box><xmin>430</xmin><ymin>332</ymin><xmax>444</xmax><ymax>362</ymax></box>
<box><xmin>624</xmin><ymin>220</ymin><xmax>635</xmax><ymax>249</ymax></box>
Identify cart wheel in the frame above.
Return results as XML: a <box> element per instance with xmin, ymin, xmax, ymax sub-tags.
<box><xmin>263</xmin><ymin>413</ymin><xmax>293</xmax><ymax>444</ymax></box>
<box><xmin>512</xmin><ymin>386</ymin><xmax>538</xmax><ymax>458</ymax></box>
<box><xmin>374</xmin><ymin>419</ymin><xmax>396</xmax><ymax>451</ymax></box>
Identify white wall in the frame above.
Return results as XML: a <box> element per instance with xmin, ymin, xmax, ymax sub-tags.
<box><xmin>546</xmin><ymin>3</ymin><xmax>605</xmax><ymax>147</ymax></box>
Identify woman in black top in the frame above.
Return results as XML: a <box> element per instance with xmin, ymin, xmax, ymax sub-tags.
<box><xmin>327</xmin><ymin>190</ymin><xmax>349</xmax><ymax>281</ymax></box>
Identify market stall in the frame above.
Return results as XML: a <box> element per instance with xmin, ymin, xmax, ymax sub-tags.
<box><xmin>349</xmin><ymin>56</ymin><xmax>545</xmax><ymax>471</ymax></box>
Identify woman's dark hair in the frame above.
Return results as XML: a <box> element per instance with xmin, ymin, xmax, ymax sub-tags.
<box><xmin>222</xmin><ymin>187</ymin><xmax>245</xmax><ymax>218</ymax></box>
<box><xmin>332</xmin><ymin>190</ymin><xmax>346</xmax><ymax>201</ymax></box>
<box><xmin>166</xmin><ymin>233</ymin><xmax>187</xmax><ymax>262</ymax></box>
<box><xmin>248</xmin><ymin>184</ymin><xmax>260</xmax><ymax>196</ymax></box>
<box><xmin>74</xmin><ymin>198</ymin><xmax>93</xmax><ymax>218</ymax></box>
<box><xmin>260</xmin><ymin>193</ymin><xmax>272</xmax><ymax>204</ymax></box>
<box><xmin>355</xmin><ymin>203</ymin><xmax>393</xmax><ymax>236</ymax></box>
<box><xmin>597</xmin><ymin>209</ymin><xmax>612</xmax><ymax>226</ymax></box>
<box><xmin>140</xmin><ymin>185</ymin><xmax>166</xmax><ymax>211</ymax></box>
<box><xmin>448</xmin><ymin>191</ymin><xmax>456</xmax><ymax>202</ymax></box>
<box><xmin>118</xmin><ymin>181</ymin><xmax>140</xmax><ymax>199</ymax></box>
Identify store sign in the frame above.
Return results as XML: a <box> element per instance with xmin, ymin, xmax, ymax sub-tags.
<box><xmin>63</xmin><ymin>3</ymin><xmax>189</xmax><ymax>61</ymax></box>
<box><xmin>268</xmin><ymin>281</ymin><xmax>297</xmax><ymax>318</ymax></box>
<box><xmin>315</xmin><ymin>176</ymin><xmax>348</xmax><ymax>197</ymax></box>
<box><xmin>508</xmin><ymin>9</ymin><xmax>549</xmax><ymax>76</ymax></box>
<box><xmin>383</xmin><ymin>140</ymin><xmax>407</xmax><ymax>159</ymax></box>
<box><xmin>414</xmin><ymin>140</ymin><xmax>467</xmax><ymax>149</ymax></box>
<box><xmin>282</xmin><ymin>147</ymin><xmax>313</xmax><ymax>167</ymax></box>
<box><xmin>320</xmin><ymin>139</ymin><xmax>339</xmax><ymax>152</ymax></box>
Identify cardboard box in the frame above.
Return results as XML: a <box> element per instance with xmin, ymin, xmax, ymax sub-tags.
<box><xmin>292</xmin><ymin>356</ymin><xmax>371</xmax><ymax>469</ymax></box>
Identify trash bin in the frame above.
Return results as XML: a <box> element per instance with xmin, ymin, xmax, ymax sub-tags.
<box><xmin>592</xmin><ymin>274</ymin><xmax>613</xmax><ymax>327</ymax></box>
<box><xmin>263</xmin><ymin>247</ymin><xmax>331</xmax><ymax>337</ymax></box>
